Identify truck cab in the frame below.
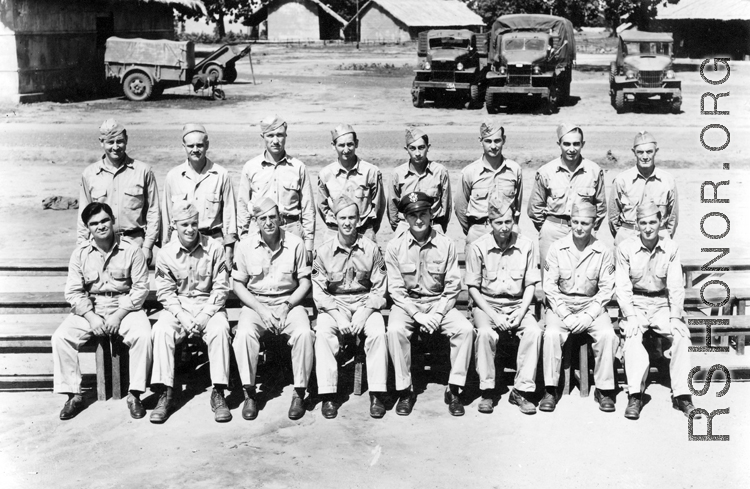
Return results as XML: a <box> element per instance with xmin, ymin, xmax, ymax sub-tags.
<box><xmin>610</xmin><ymin>30</ymin><xmax>681</xmax><ymax>113</ymax></box>
<box><xmin>411</xmin><ymin>29</ymin><xmax>488</xmax><ymax>109</ymax></box>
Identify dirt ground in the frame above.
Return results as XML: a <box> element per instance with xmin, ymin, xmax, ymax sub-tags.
<box><xmin>1</xmin><ymin>44</ymin><xmax>749</xmax><ymax>488</ymax></box>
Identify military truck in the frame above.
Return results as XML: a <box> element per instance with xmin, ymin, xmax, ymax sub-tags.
<box><xmin>610</xmin><ymin>30</ymin><xmax>681</xmax><ymax>114</ymax></box>
<box><xmin>411</xmin><ymin>29</ymin><xmax>489</xmax><ymax>109</ymax></box>
<box><xmin>484</xmin><ymin>14</ymin><xmax>575</xmax><ymax>114</ymax></box>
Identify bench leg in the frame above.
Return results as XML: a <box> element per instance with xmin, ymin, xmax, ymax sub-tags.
<box><xmin>95</xmin><ymin>338</ymin><xmax>109</xmax><ymax>401</ymax></box>
<box><xmin>353</xmin><ymin>336</ymin><xmax>365</xmax><ymax>396</ymax></box>
<box><xmin>561</xmin><ymin>339</ymin><xmax>572</xmax><ymax>396</ymax></box>
<box><xmin>579</xmin><ymin>342</ymin><xmax>590</xmax><ymax>398</ymax></box>
<box><xmin>111</xmin><ymin>338</ymin><xmax>123</xmax><ymax>400</ymax></box>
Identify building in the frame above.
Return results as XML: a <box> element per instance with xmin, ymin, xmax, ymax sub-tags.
<box><xmin>653</xmin><ymin>0</ymin><xmax>750</xmax><ymax>59</ymax></box>
<box><xmin>0</xmin><ymin>0</ymin><xmax>204</xmax><ymax>103</ymax></box>
<box><xmin>244</xmin><ymin>0</ymin><xmax>346</xmax><ymax>41</ymax></box>
<box><xmin>344</xmin><ymin>0</ymin><xmax>485</xmax><ymax>43</ymax></box>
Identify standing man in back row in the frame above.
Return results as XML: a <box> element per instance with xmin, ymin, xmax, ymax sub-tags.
<box><xmin>78</xmin><ymin>119</ymin><xmax>160</xmax><ymax>264</ymax></box>
<box><xmin>238</xmin><ymin>114</ymin><xmax>316</xmax><ymax>264</ymax></box>
<box><xmin>455</xmin><ymin>121</ymin><xmax>523</xmax><ymax>244</ymax></box>
<box><xmin>527</xmin><ymin>124</ymin><xmax>607</xmax><ymax>269</ymax></box>
<box><xmin>388</xmin><ymin>128</ymin><xmax>452</xmax><ymax>236</ymax></box>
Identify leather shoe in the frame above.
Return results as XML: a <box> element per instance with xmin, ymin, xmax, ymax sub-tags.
<box><xmin>477</xmin><ymin>397</ymin><xmax>494</xmax><ymax>414</ymax></box>
<box><xmin>369</xmin><ymin>394</ymin><xmax>386</xmax><ymax>419</ymax></box>
<box><xmin>210</xmin><ymin>388</ymin><xmax>232</xmax><ymax>423</ymax></box>
<box><xmin>509</xmin><ymin>389</ymin><xmax>536</xmax><ymax>415</ymax></box>
<box><xmin>395</xmin><ymin>389</ymin><xmax>416</xmax><ymax>416</ymax></box>
<box><xmin>595</xmin><ymin>389</ymin><xmax>616</xmax><ymax>413</ymax></box>
<box><xmin>242</xmin><ymin>395</ymin><xmax>258</xmax><ymax>421</ymax></box>
<box><xmin>624</xmin><ymin>394</ymin><xmax>643</xmax><ymax>420</ymax></box>
<box><xmin>150</xmin><ymin>392</ymin><xmax>173</xmax><ymax>424</ymax></box>
<box><xmin>59</xmin><ymin>395</ymin><xmax>84</xmax><ymax>420</ymax></box>
<box><xmin>321</xmin><ymin>399</ymin><xmax>339</xmax><ymax>419</ymax></box>
<box><xmin>672</xmin><ymin>395</ymin><xmax>702</xmax><ymax>419</ymax></box>
<box><xmin>539</xmin><ymin>390</ymin><xmax>557</xmax><ymax>412</ymax></box>
<box><xmin>288</xmin><ymin>391</ymin><xmax>306</xmax><ymax>420</ymax></box>
<box><xmin>126</xmin><ymin>393</ymin><xmax>146</xmax><ymax>419</ymax></box>
<box><xmin>444</xmin><ymin>388</ymin><xmax>464</xmax><ymax>416</ymax></box>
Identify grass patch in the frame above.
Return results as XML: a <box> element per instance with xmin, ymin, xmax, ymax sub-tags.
<box><xmin>335</xmin><ymin>62</ymin><xmax>415</xmax><ymax>76</ymax></box>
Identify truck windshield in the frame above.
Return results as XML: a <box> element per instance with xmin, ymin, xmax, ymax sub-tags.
<box><xmin>624</xmin><ymin>42</ymin><xmax>672</xmax><ymax>55</ymax></box>
<box><xmin>504</xmin><ymin>38</ymin><xmax>547</xmax><ymax>51</ymax></box>
<box><xmin>429</xmin><ymin>37</ymin><xmax>470</xmax><ymax>49</ymax></box>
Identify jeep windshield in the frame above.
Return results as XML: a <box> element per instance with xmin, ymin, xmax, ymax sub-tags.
<box><xmin>624</xmin><ymin>42</ymin><xmax>672</xmax><ymax>56</ymax></box>
<box><xmin>504</xmin><ymin>38</ymin><xmax>547</xmax><ymax>51</ymax></box>
<box><xmin>429</xmin><ymin>37</ymin><xmax>471</xmax><ymax>49</ymax></box>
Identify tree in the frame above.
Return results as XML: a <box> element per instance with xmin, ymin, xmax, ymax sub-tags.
<box><xmin>463</xmin><ymin>0</ymin><xmax>599</xmax><ymax>28</ymax></box>
<box><xmin>601</xmin><ymin>0</ymin><xmax>663</xmax><ymax>35</ymax></box>
<box><xmin>178</xmin><ymin>0</ymin><xmax>265</xmax><ymax>39</ymax></box>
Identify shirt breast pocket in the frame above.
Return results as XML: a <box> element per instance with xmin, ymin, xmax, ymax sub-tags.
<box><xmin>473</xmin><ymin>187</ymin><xmax>489</xmax><ymax>201</ymax></box>
<box><xmin>204</xmin><ymin>192</ymin><xmax>222</xmax><ymax>220</ymax></box>
<box><xmin>83</xmin><ymin>271</ymin><xmax>99</xmax><ymax>288</ymax></box>
<box><xmin>576</xmin><ymin>187</ymin><xmax>596</xmax><ymax>203</ymax></box>
<box><xmin>109</xmin><ymin>268</ymin><xmax>131</xmax><ymax>290</ymax></box>
<box><xmin>195</xmin><ymin>263</ymin><xmax>213</xmax><ymax>292</ymax></box>
<box><xmin>509</xmin><ymin>270</ymin><xmax>525</xmax><ymax>292</ymax></box>
<box><xmin>91</xmin><ymin>188</ymin><xmax>108</xmax><ymax>203</ymax></box>
<box><xmin>281</xmin><ymin>181</ymin><xmax>300</xmax><ymax>208</ymax></box>
<box><xmin>399</xmin><ymin>263</ymin><xmax>418</xmax><ymax>289</ymax></box>
<box><xmin>559</xmin><ymin>269</ymin><xmax>574</xmax><ymax>289</ymax></box>
<box><xmin>426</xmin><ymin>263</ymin><xmax>446</xmax><ymax>292</ymax></box>
<box><xmin>248</xmin><ymin>265</ymin><xmax>265</xmax><ymax>281</ymax></box>
<box><xmin>124</xmin><ymin>185</ymin><xmax>144</xmax><ymax>210</ymax></box>
<box><xmin>355</xmin><ymin>269</ymin><xmax>372</xmax><ymax>288</ymax></box>
<box><xmin>550</xmin><ymin>186</ymin><xmax>567</xmax><ymax>201</ymax></box>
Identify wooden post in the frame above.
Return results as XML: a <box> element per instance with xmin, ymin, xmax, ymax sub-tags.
<box><xmin>249</xmin><ymin>51</ymin><xmax>256</xmax><ymax>85</ymax></box>
<box><xmin>110</xmin><ymin>338</ymin><xmax>123</xmax><ymax>400</ymax></box>
<box><xmin>579</xmin><ymin>341</ymin><xmax>590</xmax><ymax>397</ymax></box>
<box><xmin>561</xmin><ymin>339</ymin><xmax>572</xmax><ymax>395</ymax></box>
<box><xmin>353</xmin><ymin>334</ymin><xmax>365</xmax><ymax>396</ymax></box>
<box><xmin>95</xmin><ymin>337</ymin><xmax>110</xmax><ymax>401</ymax></box>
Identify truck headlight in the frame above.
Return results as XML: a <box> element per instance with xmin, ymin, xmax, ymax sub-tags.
<box><xmin>423</xmin><ymin>61</ymin><xmax>430</xmax><ymax>70</ymax></box>
<box><xmin>499</xmin><ymin>65</ymin><xmax>506</xmax><ymax>75</ymax></box>
<box><xmin>457</xmin><ymin>62</ymin><xmax>464</xmax><ymax>71</ymax></box>
<box><xmin>532</xmin><ymin>65</ymin><xmax>541</xmax><ymax>75</ymax></box>
<box><xmin>626</xmin><ymin>70</ymin><xmax>635</xmax><ymax>80</ymax></box>
<box><xmin>665</xmin><ymin>70</ymin><xmax>675</xmax><ymax>79</ymax></box>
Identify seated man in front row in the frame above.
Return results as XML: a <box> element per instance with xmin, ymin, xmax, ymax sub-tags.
<box><xmin>615</xmin><ymin>202</ymin><xmax>699</xmax><ymax>420</ymax></box>
<box><xmin>385</xmin><ymin>192</ymin><xmax>474</xmax><ymax>417</ymax></box>
<box><xmin>541</xmin><ymin>202</ymin><xmax>618</xmax><ymax>413</ymax></box>
<box><xmin>232</xmin><ymin>198</ymin><xmax>315</xmax><ymax>421</ymax></box>
<box><xmin>150</xmin><ymin>202</ymin><xmax>232</xmax><ymax>424</ymax></box>
<box><xmin>466</xmin><ymin>199</ymin><xmax>542</xmax><ymax>415</ymax></box>
<box><xmin>52</xmin><ymin>203</ymin><xmax>152</xmax><ymax>420</ymax></box>
<box><xmin>312</xmin><ymin>195</ymin><xmax>389</xmax><ymax>419</ymax></box>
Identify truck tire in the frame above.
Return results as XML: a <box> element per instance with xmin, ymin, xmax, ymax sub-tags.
<box><xmin>470</xmin><ymin>84</ymin><xmax>482</xmax><ymax>109</ymax></box>
<box><xmin>609</xmin><ymin>62</ymin><xmax>618</xmax><ymax>85</ymax></box>
<box><xmin>670</xmin><ymin>97</ymin><xmax>681</xmax><ymax>114</ymax></box>
<box><xmin>205</xmin><ymin>64</ymin><xmax>224</xmax><ymax>82</ymax></box>
<box><xmin>122</xmin><ymin>72</ymin><xmax>153</xmax><ymax>102</ymax></box>
<box><xmin>545</xmin><ymin>88</ymin><xmax>559</xmax><ymax>115</ymax></box>
<box><xmin>224</xmin><ymin>65</ymin><xmax>238</xmax><ymax>83</ymax></box>
<box><xmin>411</xmin><ymin>82</ymin><xmax>425</xmax><ymax>108</ymax></box>
<box><xmin>614</xmin><ymin>90</ymin><xmax>625</xmax><ymax>114</ymax></box>
<box><xmin>485</xmin><ymin>91</ymin><xmax>498</xmax><ymax>114</ymax></box>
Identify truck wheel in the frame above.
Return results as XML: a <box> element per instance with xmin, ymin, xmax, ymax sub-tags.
<box><xmin>224</xmin><ymin>66</ymin><xmax>238</xmax><ymax>83</ymax></box>
<box><xmin>545</xmin><ymin>89</ymin><xmax>559</xmax><ymax>115</ymax></box>
<box><xmin>485</xmin><ymin>91</ymin><xmax>498</xmax><ymax>114</ymax></box>
<box><xmin>205</xmin><ymin>64</ymin><xmax>224</xmax><ymax>82</ymax></box>
<box><xmin>469</xmin><ymin>84</ymin><xmax>482</xmax><ymax>109</ymax></box>
<box><xmin>411</xmin><ymin>83</ymin><xmax>425</xmax><ymax>108</ymax></box>
<box><xmin>609</xmin><ymin>62</ymin><xmax>617</xmax><ymax>85</ymax></box>
<box><xmin>614</xmin><ymin>90</ymin><xmax>626</xmax><ymax>114</ymax></box>
<box><xmin>670</xmin><ymin>98</ymin><xmax>681</xmax><ymax>114</ymax></box>
<box><xmin>122</xmin><ymin>72</ymin><xmax>153</xmax><ymax>101</ymax></box>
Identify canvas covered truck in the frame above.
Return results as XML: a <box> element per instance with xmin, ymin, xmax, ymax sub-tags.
<box><xmin>610</xmin><ymin>30</ymin><xmax>681</xmax><ymax>114</ymax></box>
<box><xmin>411</xmin><ymin>29</ymin><xmax>489</xmax><ymax>109</ymax></box>
<box><xmin>484</xmin><ymin>14</ymin><xmax>575</xmax><ymax>114</ymax></box>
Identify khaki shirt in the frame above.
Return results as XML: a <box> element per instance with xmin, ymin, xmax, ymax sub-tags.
<box><xmin>237</xmin><ymin>152</ymin><xmax>316</xmax><ymax>251</ymax></box>
<box><xmin>233</xmin><ymin>230</ymin><xmax>311</xmax><ymax>297</ymax></box>
<box><xmin>527</xmin><ymin>157</ymin><xmax>607</xmax><ymax>231</ymax></box>
<box><xmin>455</xmin><ymin>156</ymin><xmax>523</xmax><ymax>233</ymax></box>
<box><xmin>162</xmin><ymin>159</ymin><xmax>238</xmax><ymax>246</ymax></box>
<box><xmin>385</xmin><ymin>228</ymin><xmax>461</xmax><ymax>317</ymax></box>
<box><xmin>312</xmin><ymin>235</ymin><xmax>387</xmax><ymax>313</ymax></box>
<box><xmin>615</xmin><ymin>236</ymin><xmax>684</xmax><ymax>318</ymax></box>
<box><xmin>609</xmin><ymin>166</ymin><xmax>679</xmax><ymax>237</ymax></box>
<box><xmin>64</xmin><ymin>236</ymin><xmax>149</xmax><ymax>316</ymax></box>
<box><xmin>387</xmin><ymin>160</ymin><xmax>452</xmax><ymax>232</ymax></box>
<box><xmin>543</xmin><ymin>234</ymin><xmax>615</xmax><ymax>319</ymax></box>
<box><xmin>155</xmin><ymin>234</ymin><xmax>229</xmax><ymax>318</ymax></box>
<box><xmin>317</xmin><ymin>158</ymin><xmax>384</xmax><ymax>232</ymax></box>
<box><xmin>464</xmin><ymin>232</ymin><xmax>540</xmax><ymax>300</ymax></box>
<box><xmin>77</xmin><ymin>156</ymin><xmax>160</xmax><ymax>249</ymax></box>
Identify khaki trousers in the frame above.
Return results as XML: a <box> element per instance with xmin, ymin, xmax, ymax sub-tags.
<box><xmin>386</xmin><ymin>306</ymin><xmax>474</xmax><ymax>391</ymax></box>
<box><xmin>314</xmin><ymin>310</ymin><xmax>388</xmax><ymax>394</ymax></box>
<box><xmin>233</xmin><ymin>304</ymin><xmax>314</xmax><ymax>388</ymax></box>
<box><xmin>622</xmin><ymin>297</ymin><xmax>691</xmax><ymax>396</ymax></box>
<box><xmin>52</xmin><ymin>308</ymin><xmax>152</xmax><ymax>394</ymax></box>
<box><xmin>474</xmin><ymin>304</ymin><xmax>541</xmax><ymax>392</ymax></box>
<box><xmin>543</xmin><ymin>308</ymin><xmax>618</xmax><ymax>390</ymax></box>
<box><xmin>151</xmin><ymin>310</ymin><xmax>231</xmax><ymax>388</ymax></box>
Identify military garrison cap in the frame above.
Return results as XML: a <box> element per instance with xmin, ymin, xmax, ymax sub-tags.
<box><xmin>99</xmin><ymin>119</ymin><xmax>126</xmax><ymax>141</ymax></box>
<box><xmin>331</xmin><ymin>124</ymin><xmax>356</xmax><ymax>142</ymax></box>
<box><xmin>488</xmin><ymin>198</ymin><xmax>513</xmax><ymax>220</ymax></box>
<box><xmin>332</xmin><ymin>194</ymin><xmax>359</xmax><ymax>216</ymax></box>
<box><xmin>480</xmin><ymin>121</ymin><xmax>504</xmax><ymax>139</ymax></box>
<box><xmin>571</xmin><ymin>201</ymin><xmax>597</xmax><ymax>219</ymax></box>
<box><xmin>253</xmin><ymin>197</ymin><xmax>278</xmax><ymax>217</ymax></box>
<box><xmin>633</xmin><ymin>131</ymin><xmax>657</xmax><ymax>147</ymax></box>
<box><xmin>260</xmin><ymin>114</ymin><xmax>287</xmax><ymax>134</ymax></box>
<box><xmin>171</xmin><ymin>201</ymin><xmax>199</xmax><ymax>222</ymax></box>
<box><xmin>556</xmin><ymin>123</ymin><xmax>583</xmax><ymax>141</ymax></box>
<box><xmin>405</xmin><ymin>127</ymin><xmax>427</xmax><ymax>146</ymax></box>
<box><xmin>636</xmin><ymin>201</ymin><xmax>660</xmax><ymax>220</ymax></box>
<box><xmin>182</xmin><ymin>123</ymin><xmax>207</xmax><ymax>139</ymax></box>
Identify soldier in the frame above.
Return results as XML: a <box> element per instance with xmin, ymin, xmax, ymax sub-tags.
<box><xmin>52</xmin><ymin>203</ymin><xmax>152</xmax><ymax>420</ymax></box>
<box><xmin>455</xmin><ymin>121</ymin><xmax>523</xmax><ymax>244</ymax></box>
<box><xmin>162</xmin><ymin>123</ymin><xmax>237</xmax><ymax>273</ymax></box>
<box><xmin>609</xmin><ymin>131</ymin><xmax>679</xmax><ymax>246</ymax></box>
<box><xmin>312</xmin><ymin>195</ymin><xmax>389</xmax><ymax>419</ymax></box>
<box><xmin>387</xmin><ymin>128</ymin><xmax>452</xmax><ymax>236</ymax></box>
<box><xmin>615</xmin><ymin>202</ymin><xmax>699</xmax><ymax>420</ymax></box>
<box><xmin>78</xmin><ymin>119</ymin><xmax>160</xmax><ymax>264</ymax></box>
<box><xmin>237</xmin><ymin>114</ymin><xmax>316</xmax><ymax>264</ymax></box>
<box><xmin>232</xmin><ymin>197</ymin><xmax>315</xmax><ymax>421</ymax></box>
<box><xmin>466</xmin><ymin>199</ymin><xmax>542</xmax><ymax>415</ymax></box>
<box><xmin>540</xmin><ymin>202</ymin><xmax>618</xmax><ymax>413</ymax></box>
<box><xmin>317</xmin><ymin>124</ymin><xmax>385</xmax><ymax>241</ymax></box>
<box><xmin>150</xmin><ymin>202</ymin><xmax>232</xmax><ymax>424</ymax></box>
<box><xmin>385</xmin><ymin>191</ymin><xmax>473</xmax><ymax>417</ymax></box>
<box><xmin>527</xmin><ymin>124</ymin><xmax>607</xmax><ymax>269</ymax></box>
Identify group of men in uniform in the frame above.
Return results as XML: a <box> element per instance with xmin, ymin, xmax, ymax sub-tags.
<box><xmin>52</xmin><ymin>116</ymin><xmax>698</xmax><ymax>424</ymax></box>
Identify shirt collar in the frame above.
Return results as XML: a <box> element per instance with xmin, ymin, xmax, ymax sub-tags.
<box><xmin>632</xmin><ymin>167</ymin><xmax>662</xmax><ymax>183</ymax></box>
<box><xmin>405</xmin><ymin>160</ymin><xmax>433</xmax><ymax>177</ymax></box>
<box><xmin>407</xmin><ymin>228</ymin><xmax>436</xmax><ymax>247</ymax></box>
<box><xmin>181</xmin><ymin>157</ymin><xmax>216</xmax><ymax>176</ymax></box>
<box><xmin>334</xmin><ymin>235</ymin><xmax>363</xmax><ymax>255</ymax></box>
<box><xmin>254</xmin><ymin>228</ymin><xmax>288</xmax><ymax>250</ymax></box>
<box><xmin>262</xmin><ymin>151</ymin><xmax>290</xmax><ymax>166</ymax></box>
<box><xmin>97</xmin><ymin>155</ymin><xmax>133</xmax><ymax>174</ymax></box>
<box><xmin>177</xmin><ymin>234</ymin><xmax>207</xmax><ymax>255</ymax></box>
<box><xmin>335</xmin><ymin>158</ymin><xmax>361</xmax><ymax>176</ymax></box>
<box><xmin>488</xmin><ymin>232</ymin><xmax>518</xmax><ymax>253</ymax></box>
<box><xmin>481</xmin><ymin>156</ymin><xmax>506</xmax><ymax>174</ymax></box>
<box><xmin>636</xmin><ymin>236</ymin><xmax>665</xmax><ymax>254</ymax></box>
<box><xmin>556</xmin><ymin>157</ymin><xmax>586</xmax><ymax>176</ymax></box>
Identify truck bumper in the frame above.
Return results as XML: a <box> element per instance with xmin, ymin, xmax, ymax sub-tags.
<box><xmin>414</xmin><ymin>81</ymin><xmax>471</xmax><ymax>91</ymax></box>
<box><xmin>486</xmin><ymin>86</ymin><xmax>550</xmax><ymax>98</ymax></box>
<box><xmin>620</xmin><ymin>87</ymin><xmax>681</xmax><ymax>96</ymax></box>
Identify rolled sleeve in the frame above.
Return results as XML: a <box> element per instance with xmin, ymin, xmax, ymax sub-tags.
<box><xmin>527</xmin><ymin>172</ymin><xmax>547</xmax><ymax>231</ymax></box>
<box><xmin>524</xmin><ymin>239</ymin><xmax>541</xmax><ymax>287</ymax></box>
<box><xmin>296</xmin><ymin>241</ymin><xmax>312</xmax><ymax>278</ymax></box>
<box><xmin>312</xmin><ymin>255</ymin><xmax>339</xmax><ymax>312</ymax></box>
<box><xmin>65</xmin><ymin>249</ymin><xmax>93</xmax><ymax>316</ymax></box>
<box><xmin>119</xmin><ymin>248</ymin><xmax>149</xmax><ymax>311</ymax></box>
<box><xmin>155</xmin><ymin>255</ymin><xmax>183</xmax><ymax>316</ymax></box>
<box><xmin>364</xmin><ymin>247</ymin><xmax>387</xmax><ymax>311</ymax></box>
<box><xmin>463</xmin><ymin>243</ymin><xmax>482</xmax><ymax>289</ymax></box>
<box><xmin>231</xmin><ymin>242</ymin><xmax>250</xmax><ymax>285</ymax></box>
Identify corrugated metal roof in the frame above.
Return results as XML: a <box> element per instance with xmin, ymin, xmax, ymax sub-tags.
<box><xmin>245</xmin><ymin>0</ymin><xmax>347</xmax><ymax>26</ymax></box>
<box><xmin>620</xmin><ymin>29</ymin><xmax>673</xmax><ymax>41</ymax></box>
<box><xmin>656</xmin><ymin>0</ymin><xmax>750</xmax><ymax>21</ymax></box>
<box><xmin>348</xmin><ymin>0</ymin><xmax>484</xmax><ymax>28</ymax></box>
